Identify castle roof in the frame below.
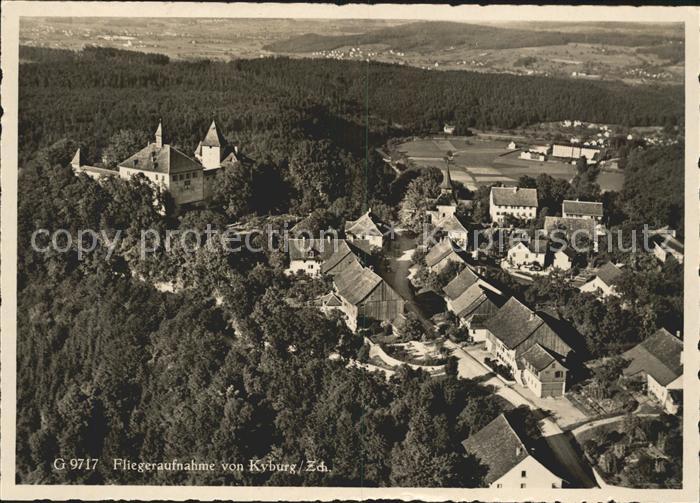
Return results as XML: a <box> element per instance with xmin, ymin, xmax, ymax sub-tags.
<box><xmin>119</xmin><ymin>143</ymin><xmax>201</xmax><ymax>175</ymax></box>
<box><xmin>201</xmin><ymin>120</ymin><xmax>227</xmax><ymax>148</ymax></box>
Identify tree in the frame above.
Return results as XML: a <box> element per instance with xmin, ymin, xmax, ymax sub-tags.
<box><xmin>101</xmin><ymin>129</ymin><xmax>149</xmax><ymax>168</ymax></box>
<box><xmin>399</xmin><ymin>168</ymin><xmax>442</xmax><ymax>233</ymax></box>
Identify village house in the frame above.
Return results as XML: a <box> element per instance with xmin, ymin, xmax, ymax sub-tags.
<box><xmin>489</xmin><ymin>187</ymin><xmax>538</xmax><ymax>223</ymax></box>
<box><xmin>506</xmin><ymin>238</ymin><xmax>548</xmax><ymax>269</ymax></box>
<box><xmin>543</xmin><ymin>216</ymin><xmax>598</xmax><ymax>253</ymax></box>
<box><xmin>529</xmin><ymin>144</ymin><xmax>551</xmax><ymax>155</ymax></box>
<box><xmin>649</xmin><ymin>233</ymin><xmax>684</xmax><ymax>264</ymax></box>
<box><xmin>462</xmin><ymin>413</ymin><xmax>564</xmax><ymax>488</ymax></box>
<box><xmin>483</xmin><ymin>297</ymin><xmax>572</xmax><ymax>397</ymax></box>
<box><xmin>320</xmin><ymin>240</ymin><xmax>366</xmax><ymax>276</ymax></box>
<box><xmin>507</xmin><ymin>141</ymin><xmax>518</xmax><ymax>150</ymax></box>
<box><xmin>551</xmin><ymin>246</ymin><xmax>577</xmax><ymax>271</ymax></box>
<box><xmin>443</xmin><ymin>267</ymin><xmax>504</xmax><ymax>341</ymax></box>
<box><xmin>519</xmin><ymin>151</ymin><xmax>546</xmax><ymax>162</ymax></box>
<box><xmin>579</xmin><ymin>261</ymin><xmax>623</xmax><ymax>298</ymax></box>
<box><xmin>332</xmin><ymin>260</ymin><xmax>404</xmax><ymax>332</ymax></box>
<box><xmin>425</xmin><ymin>239</ymin><xmax>466</xmax><ymax>273</ymax></box>
<box><xmin>344</xmin><ymin>209</ymin><xmax>389</xmax><ymax>249</ymax></box>
<box><xmin>622</xmin><ymin>328</ymin><xmax>683</xmax><ymax>414</ymax></box>
<box><xmin>434</xmin><ymin>214</ymin><xmax>470</xmax><ymax>249</ymax></box>
<box><xmin>562</xmin><ymin>199</ymin><xmax>604</xmax><ymax>222</ymax></box>
<box><xmin>285</xmin><ymin>238</ymin><xmax>346</xmax><ymax>277</ymax></box>
<box><xmin>551</xmin><ymin>144</ymin><xmax>600</xmax><ymax>164</ymax></box>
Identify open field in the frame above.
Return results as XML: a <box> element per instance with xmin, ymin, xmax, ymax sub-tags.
<box><xmin>20</xmin><ymin>18</ymin><xmax>683</xmax><ymax>85</ymax></box>
<box><xmin>395</xmin><ymin>135</ymin><xmax>625</xmax><ymax>192</ymax></box>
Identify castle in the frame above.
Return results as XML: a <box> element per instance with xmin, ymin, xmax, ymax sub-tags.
<box><xmin>71</xmin><ymin>120</ymin><xmax>241</xmax><ymax>205</ymax></box>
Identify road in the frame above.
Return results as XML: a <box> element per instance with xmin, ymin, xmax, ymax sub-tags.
<box><xmin>445</xmin><ymin>341</ymin><xmax>597</xmax><ymax>488</ymax></box>
<box><xmin>378</xmin><ymin>232</ymin><xmax>598</xmax><ymax>487</ymax></box>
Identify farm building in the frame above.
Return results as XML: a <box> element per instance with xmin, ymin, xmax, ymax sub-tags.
<box><xmin>345</xmin><ymin>209</ymin><xmax>390</xmax><ymax>248</ymax></box>
<box><xmin>562</xmin><ymin>200</ymin><xmax>603</xmax><ymax>222</ymax></box>
<box><xmin>579</xmin><ymin>261</ymin><xmax>623</xmax><ymax>299</ymax></box>
<box><xmin>333</xmin><ymin>261</ymin><xmax>404</xmax><ymax>331</ymax></box>
<box><xmin>484</xmin><ymin>297</ymin><xmax>572</xmax><ymax>397</ymax></box>
<box><xmin>462</xmin><ymin>414</ymin><xmax>564</xmax><ymax>488</ymax></box>
<box><xmin>623</xmin><ymin>328</ymin><xmax>683</xmax><ymax>414</ymax></box>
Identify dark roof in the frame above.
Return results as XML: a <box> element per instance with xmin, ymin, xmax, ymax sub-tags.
<box><xmin>651</xmin><ymin>234</ymin><xmax>684</xmax><ymax>254</ymax></box>
<box><xmin>321</xmin><ymin>241</ymin><xmax>362</xmax><ymax>275</ymax></box>
<box><xmin>119</xmin><ymin>144</ymin><xmax>202</xmax><ymax>175</ymax></box>
<box><xmin>443</xmin><ymin>267</ymin><xmax>480</xmax><ymax>300</ymax></box>
<box><xmin>484</xmin><ymin>297</ymin><xmax>545</xmax><ymax>349</ymax></box>
<box><xmin>201</xmin><ymin>120</ymin><xmax>228</xmax><ymax>147</ymax></box>
<box><xmin>596</xmin><ymin>262</ymin><xmax>623</xmax><ymax>287</ymax></box>
<box><xmin>461</xmin><ymin>414</ymin><xmax>532</xmax><ymax>485</ymax></box>
<box><xmin>452</xmin><ymin>284</ymin><xmax>502</xmax><ymax>319</ymax></box>
<box><xmin>334</xmin><ymin>262</ymin><xmax>383</xmax><ymax>305</ymax></box>
<box><xmin>425</xmin><ymin>239</ymin><xmax>463</xmax><ymax>268</ymax></box>
<box><xmin>563</xmin><ymin>200</ymin><xmax>603</xmax><ymax>217</ymax></box>
<box><xmin>440</xmin><ymin>165</ymin><xmax>454</xmax><ymax>190</ymax></box>
<box><xmin>520</xmin><ymin>343</ymin><xmax>563</xmax><ymax>372</ymax></box>
<box><xmin>438</xmin><ymin>214</ymin><xmax>469</xmax><ymax>234</ymax></box>
<box><xmin>543</xmin><ymin>216</ymin><xmax>596</xmax><ymax>240</ymax></box>
<box><xmin>491</xmin><ymin>187</ymin><xmax>538</xmax><ymax>207</ymax></box>
<box><xmin>345</xmin><ymin>210</ymin><xmax>384</xmax><ymax>238</ymax></box>
<box><xmin>623</xmin><ymin>328</ymin><xmax>683</xmax><ymax>386</ymax></box>
<box><xmin>287</xmin><ymin>238</ymin><xmax>344</xmax><ymax>261</ymax></box>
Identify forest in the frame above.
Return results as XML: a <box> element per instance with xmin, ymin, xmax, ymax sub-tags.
<box><xmin>16</xmin><ymin>45</ymin><xmax>684</xmax><ymax>486</ymax></box>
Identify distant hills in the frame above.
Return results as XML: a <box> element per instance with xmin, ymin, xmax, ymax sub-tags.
<box><xmin>264</xmin><ymin>21</ymin><xmax>683</xmax><ymax>54</ymax></box>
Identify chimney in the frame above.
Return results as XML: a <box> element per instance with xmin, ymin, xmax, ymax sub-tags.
<box><xmin>515</xmin><ymin>446</ymin><xmax>522</xmax><ymax>456</ymax></box>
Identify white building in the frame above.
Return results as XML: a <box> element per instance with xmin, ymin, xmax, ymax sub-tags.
<box><xmin>507</xmin><ymin>239</ymin><xmax>548</xmax><ymax>269</ymax></box>
<box><xmin>462</xmin><ymin>414</ymin><xmax>564</xmax><ymax>488</ymax></box>
<box><xmin>623</xmin><ymin>328</ymin><xmax>683</xmax><ymax>414</ymax></box>
<box><xmin>552</xmin><ymin>144</ymin><xmax>600</xmax><ymax>164</ymax></box>
<box><xmin>345</xmin><ymin>209</ymin><xmax>388</xmax><ymax>249</ymax></box>
<box><xmin>489</xmin><ymin>187</ymin><xmax>538</xmax><ymax>223</ymax></box>
<box><xmin>579</xmin><ymin>262</ymin><xmax>623</xmax><ymax>299</ymax></box>
<box><xmin>562</xmin><ymin>200</ymin><xmax>603</xmax><ymax>222</ymax></box>
<box><xmin>285</xmin><ymin>238</ymin><xmax>346</xmax><ymax>277</ymax></box>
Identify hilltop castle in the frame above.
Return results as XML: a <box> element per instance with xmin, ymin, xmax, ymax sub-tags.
<box><xmin>71</xmin><ymin>120</ymin><xmax>242</xmax><ymax>205</ymax></box>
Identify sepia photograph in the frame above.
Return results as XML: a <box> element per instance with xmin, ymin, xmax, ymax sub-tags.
<box><xmin>1</xmin><ymin>2</ymin><xmax>698</xmax><ymax>501</ymax></box>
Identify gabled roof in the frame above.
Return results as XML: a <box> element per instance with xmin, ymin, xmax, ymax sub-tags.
<box><xmin>334</xmin><ymin>262</ymin><xmax>384</xmax><ymax>305</ymax></box>
<box><xmin>623</xmin><ymin>328</ymin><xmax>683</xmax><ymax>386</ymax></box>
<box><xmin>491</xmin><ymin>187</ymin><xmax>538</xmax><ymax>207</ymax></box>
<box><xmin>201</xmin><ymin>120</ymin><xmax>227</xmax><ymax>147</ymax></box>
<box><xmin>595</xmin><ymin>262</ymin><xmax>623</xmax><ymax>287</ymax></box>
<box><xmin>438</xmin><ymin>214</ymin><xmax>469</xmax><ymax>234</ymax></box>
<box><xmin>287</xmin><ymin>238</ymin><xmax>344</xmax><ymax>262</ymax></box>
<box><xmin>543</xmin><ymin>216</ymin><xmax>596</xmax><ymax>240</ymax></box>
<box><xmin>321</xmin><ymin>241</ymin><xmax>362</xmax><ymax>275</ymax></box>
<box><xmin>563</xmin><ymin>199</ymin><xmax>603</xmax><ymax>217</ymax></box>
<box><xmin>461</xmin><ymin>414</ymin><xmax>532</xmax><ymax>485</ymax></box>
<box><xmin>510</xmin><ymin>238</ymin><xmax>547</xmax><ymax>255</ymax></box>
<box><xmin>119</xmin><ymin>143</ymin><xmax>202</xmax><ymax>175</ymax></box>
<box><xmin>451</xmin><ymin>283</ymin><xmax>502</xmax><ymax>320</ymax></box>
<box><xmin>345</xmin><ymin>210</ymin><xmax>384</xmax><ymax>238</ymax></box>
<box><xmin>651</xmin><ymin>234</ymin><xmax>684</xmax><ymax>254</ymax></box>
<box><xmin>315</xmin><ymin>292</ymin><xmax>343</xmax><ymax>308</ymax></box>
<box><xmin>520</xmin><ymin>343</ymin><xmax>563</xmax><ymax>372</ymax></box>
<box><xmin>484</xmin><ymin>297</ymin><xmax>546</xmax><ymax>349</ymax></box>
<box><xmin>443</xmin><ymin>267</ymin><xmax>480</xmax><ymax>300</ymax></box>
<box><xmin>425</xmin><ymin>239</ymin><xmax>463</xmax><ymax>268</ymax></box>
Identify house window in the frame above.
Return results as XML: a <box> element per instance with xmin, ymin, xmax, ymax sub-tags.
<box><xmin>495</xmin><ymin>484</ymin><xmax>502</xmax><ymax>488</ymax></box>
<box><xmin>555</xmin><ymin>371</ymin><xmax>563</xmax><ymax>378</ymax></box>
<box><xmin>520</xmin><ymin>483</ymin><xmax>526</xmax><ymax>488</ymax></box>
<box><xmin>521</xmin><ymin>470</ymin><xmax>526</xmax><ymax>477</ymax></box>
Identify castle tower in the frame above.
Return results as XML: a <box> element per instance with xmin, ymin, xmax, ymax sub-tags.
<box><xmin>70</xmin><ymin>148</ymin><xmax>82</xmax><ymax>168</ymax></box>
<box><xmin>200</xmin><ymin>120</ymin><xmax>227</xmax><ymax>170</ymax></box>
<box><xmin>155</xmin><ymin>120</ymin><xmax>163</xmax><ymax>148</ymax></box>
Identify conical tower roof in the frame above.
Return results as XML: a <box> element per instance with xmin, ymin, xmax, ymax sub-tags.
<box><xmin>202</xmin><ymin>120</ymin><xmax>227</xmax><ymax>148</ymax></box>
<box><xmin>70</xmin><ymin>148</ymin><xmax>82</xmax><ymax>167</ymax></box>
<box><xmin>440</xmin><ymin>163</ymin><xmax>453</xmax><ymax>190</ymax></box>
